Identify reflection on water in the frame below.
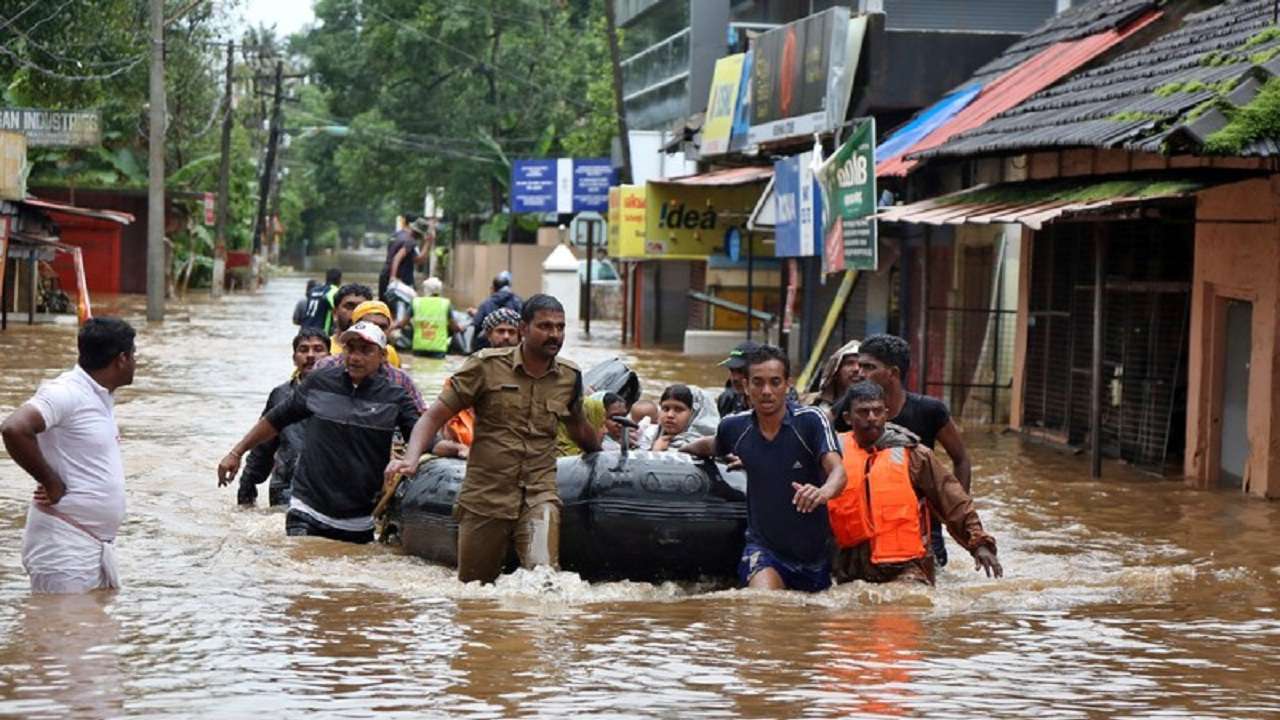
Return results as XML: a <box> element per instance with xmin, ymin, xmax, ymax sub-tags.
<box><xmin>0</xmin><ymin>593</ymin><xmax>122</xmax><ymax>717</ymax></box>
<box><xmin>1</xmin><ymin>276</ymin><xmax>1279</xmax><ymax>718</ymax></box>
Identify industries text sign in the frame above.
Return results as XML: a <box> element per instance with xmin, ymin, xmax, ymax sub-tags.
<box><xmin>0</xmin><ymin>107</ymin><xmax>100</xmax><ymax>147</ymax></box>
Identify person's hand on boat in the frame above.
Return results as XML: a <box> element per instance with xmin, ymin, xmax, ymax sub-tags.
<box><xmin>217</xmin><ymin>451</ymin><xmax>241</xmax><ymax>487</ymax></box>
<box><xmin>384</xmin><ymin>456</ymin><xmax>416</xmax><ymax>484</ymax></box>
<box><xmin>723</xmin><ymin>454</ymin><xmax>743</xmax><ymax>471</ymax></box>
<box><xmin>33</xmin><ymin>475</ymin><xmax>65</xmax><ymax>505</ymax></box>
<box><xmin>790</xmin><ymin>482</ymin><xmax>832</xmax><ymax>513</ymax></box>
<box><xmin>973</xmin><ymin>545</ymin><xmax>1003</xmax><ymax>579</ymax></box>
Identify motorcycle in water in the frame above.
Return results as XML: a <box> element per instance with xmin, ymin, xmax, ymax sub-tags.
<box><xmin>384</xmin><ymin>279</ymin><xmax>417</xmax><ymax>353</ymax></box>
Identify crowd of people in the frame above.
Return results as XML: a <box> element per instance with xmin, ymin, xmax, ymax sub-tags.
<box><xmin>2</xmin><ymin>261</ymin><xmax>1002</xmax><ymax>594</ymax></box>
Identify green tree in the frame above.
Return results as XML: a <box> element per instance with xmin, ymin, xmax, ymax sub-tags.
<box><xmin>294</xmin><ymin>0</ymin><xmax>615</xmax><ymax>237</ymax></box>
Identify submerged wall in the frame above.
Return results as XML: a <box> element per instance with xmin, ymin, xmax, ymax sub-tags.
<box><xmin>1186</xmin><ymin>177</ymin><xmax>1280</xmax><ymax>498</ymax></box>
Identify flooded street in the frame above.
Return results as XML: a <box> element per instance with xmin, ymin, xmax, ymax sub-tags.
<box><xmin>2</xmin><ymin>276</ymin><xmax>1279</xmax><ymax>718</ymax></box>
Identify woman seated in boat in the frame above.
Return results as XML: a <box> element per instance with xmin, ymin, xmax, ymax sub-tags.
<box><xmin>648</xmin><ymin>384</ymin><xmax>718</xmax><ymax>452</ymax></box>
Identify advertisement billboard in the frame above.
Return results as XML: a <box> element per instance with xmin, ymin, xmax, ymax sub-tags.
<box><xmin>748</xmin><ymin>9</ymin><xmax>867</xmax><ymax>146</ymax></box>
<box><xmin>702</xmin><ymin>53</ymin><xmax>746</xmax><ymax>156</ymax></box>
<box><xmin>641</xmin><ymin>181</ymin><xmax>770</xmax><ymax>260</ymax></box>
<box><xmin>773</xmin><ymin>151</ymin><xmax>823</xmax><ymax>258</ymax></box>
<box><xmin>818</xmin><ymin>117</ymin><xmax>877</xmax><ymax>271</ymax></box>
<box><xmin>608</xmin><ymin>185</ymin><xmax>646</xmax><ymax>259</ymax></box>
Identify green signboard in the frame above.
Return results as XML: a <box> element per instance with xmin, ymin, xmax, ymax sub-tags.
<box><xmin>819</xmin><ymin>117</ymin><xmax>877</xmax><ymax>272</ymax></box>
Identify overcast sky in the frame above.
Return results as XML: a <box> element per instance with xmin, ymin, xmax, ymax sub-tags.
<box><xmin>240</xmin><ymin>0</ymin><xmax>316</xmax><ymax>37</ymax></box>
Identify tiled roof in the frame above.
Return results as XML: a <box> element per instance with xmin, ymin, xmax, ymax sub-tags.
<box><xmin>963</xmin><ymin>0</ymin><xmax>1160</xmax><ymax>86</ymax></box>
<box><xmin>922</xmin><ymin>0</ymin><xmax>1280</xmax><ymax>159</ymax></box>
<box><xmin>878</xmin><ymin>8</ymin><xmax>1162</xmax><ymax>177</ymax></box>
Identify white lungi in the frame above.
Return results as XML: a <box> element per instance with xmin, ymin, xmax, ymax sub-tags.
<box><xmin>22</xmin><ymin>504</ymin><xmax>119</xmax><ymax>594</ymax></box>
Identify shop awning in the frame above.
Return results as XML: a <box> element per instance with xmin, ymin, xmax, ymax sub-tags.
<box><xmin>22</xmin><ymin>197</ymin><xmax>135</xmax><ymax>225</ymax></box>
<box><xmin>874</xmin><ymin>176</ymin><xmax>1224</xmax><ymax>230</ymax></box>
<box><xmin>652</xmin><ymin>165</ymin><xmax>772</xmax><ymax>187</ymax></box>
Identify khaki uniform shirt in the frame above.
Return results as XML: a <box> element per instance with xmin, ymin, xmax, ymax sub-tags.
<box><xmin>438</xmin><ymin>345</ymin><xmax>584</xmax><ymax>519</ymax></box>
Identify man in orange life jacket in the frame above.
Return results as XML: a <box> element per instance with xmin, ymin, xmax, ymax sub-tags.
<box><xmin>828</xmin><ymin>381</ymin><xmax>1001</xmax><ymax>585</ymax></box>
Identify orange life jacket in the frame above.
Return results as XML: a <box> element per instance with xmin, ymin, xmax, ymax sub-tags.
<box><xmin>828</xmin><ymin>433</ymin><xmax>927</xmax><ymax>564</ymax></box>
<box><xmin>445</xmin><ymin>410</ymin><xmax>474</xmax><ymax>447</ymax></box>
<box><xmin>442</xmin><ymin>378</ymin><xmax>474</xmax><ymax>447</ymax></box>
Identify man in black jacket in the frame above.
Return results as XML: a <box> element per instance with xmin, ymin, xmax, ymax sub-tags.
<box><xmin>217</xmin><ymin>322</ymin><xmax>421</xmax><ymax>543</ymax></box>
<box><xmin>236</xmin><ymin>328</ymin><xmax>330</xmax><ymax>507</ymax></box>
<box><xmin>469</xmin><ymin>271</ymin><xmax>523</xmax><ymax>352</ymax></box>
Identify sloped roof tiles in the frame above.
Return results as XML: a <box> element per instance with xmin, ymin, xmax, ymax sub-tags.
<box><xmin>921</xmin><ymin>0</ymin><xmax>1280</xmax><ymax>159</ymax></box>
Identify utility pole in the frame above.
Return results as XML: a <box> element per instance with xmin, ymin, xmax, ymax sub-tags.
<box><xmin>604</xmin><ymin>0</ymin><xmax>633</xmax><ymax>185</ymax></box>
<box><xmin>251</xmin><ymin>61</ymin><xmax>283</xmax><ymax>271</ymax></box>
<box><xmin>146</xmin><ymin>0</ymin><xmax>165</xmax><ymax>321</ymax></box>
<box><xmin>212</xmin><ymin>40</ymin><xmax>233</xmax><ymax>297</ymax></box>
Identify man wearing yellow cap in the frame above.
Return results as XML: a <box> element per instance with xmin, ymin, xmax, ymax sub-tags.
<box><xmin>318</xmin><ymin>296</ymin><xmax>424</xmax><ymax>411</ymax></box>
<box><xmin>339</xmin><ymin>300</ymin><xmax>403</xmax><ymax>368</ymax></box>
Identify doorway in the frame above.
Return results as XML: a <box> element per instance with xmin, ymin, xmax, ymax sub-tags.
<box><xmin>1217</xmin><ymin>299</ymin><xmax>1252</xmax><ymax>489</ymax></box>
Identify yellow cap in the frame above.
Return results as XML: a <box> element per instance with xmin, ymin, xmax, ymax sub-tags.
<box><xmin>352</xmin><ymin>300</ymin><xmax>391</xmax><ymax>322</ymax></box>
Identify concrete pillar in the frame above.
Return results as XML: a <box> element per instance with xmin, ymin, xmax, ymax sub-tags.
<box><xmin>542</xmin><ymin>243</ymin><xmax>580</xmax><ymax>326</ymax></box>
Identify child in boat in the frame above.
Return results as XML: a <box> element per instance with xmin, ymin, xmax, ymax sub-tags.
<box><xmin>650</xmin><ymin>384</ymin><xmax>718</xmax><ymax>452</ymax></box>
<box><xmin>555</xmin><ymin>392</ymin><xmax>628</xmax><ymax>456</ymax></box>
<box><xmin>599</xmin><ymin>393</ymin><xmax>631</xmax><ymax>451</ymax></box>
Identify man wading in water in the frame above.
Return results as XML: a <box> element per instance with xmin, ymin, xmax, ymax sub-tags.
<box><xmin>218</xmin><ymin>322</ymin><xmax>420</xmax><ymax>543</ymax></box>
<box><xmin>829</xmin><ymin>381</ymin><xmax>1001</xmax><ymax>585</ymax></box>
<box><xmin>858</xmin><ymin>334</ymin><xmax>972</xmax><ymax>566</ymax></box>
<box><xmin>682</xmin><ymin>345</ymin><xmax>846</xmax><ymax>592</ymax></box>
<box><xmin>2</xmin><ymin>318</ymin><xmax>136</xmax><ymax>593</ymax></box>
<box><xmin>432</xmin><ymin>307</ymin><xmax>522</xmax><ymax>460</ymax></box>
<box><xmin>387</xmin><ymin>294</ymin><xmax>600</xmax><ymax>583</ymax></box>
<box><xmin>235</xmin><ymin>327</ymin><xmax>330</xmax><ymax>506</ymax></box>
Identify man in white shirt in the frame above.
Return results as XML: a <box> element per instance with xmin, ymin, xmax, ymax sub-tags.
<box><xmin>1</xmin><ymin>317</ymin><xmax>136</xmax><ymax>593</ymax></box>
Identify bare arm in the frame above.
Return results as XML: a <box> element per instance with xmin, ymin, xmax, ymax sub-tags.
<box><xmin>680</xmin><ymin>436</ymin><xmax>717</xmax><ymax>458</ymax></box>
<box><xmin>1</xmin><ymin>404</ymin><xmax>65</xmax><ymax>503</ymax></box>
<box><xmin>413</xmin><ymin>240</ymin><xmax>431</xmax><ymax>267</ymax></box>
<box><xmin>217</xmin><ymin>417</ymin><xmax>280</xmax><ymax>486</ymax></box>
<box><xmin>433</xmin><ymin>438</ymin><xmax>469</xmax><ymax>460</ymax></box>
<box><xmin>936</xmin><ymin>420</ymin><xmax>972</xmax><ymax>492</ymax></box>
<box><xmin>387</xmin><ymin>246</ymin><xmax>408</xmax><ymax>284</ymax></box>
<box><xmin>792</xmin><ymin>451</ymin><xmax>846</xmax><ymax>513</ymax></box>
<box><xmin>566</xmin><ymin>408</ymin><xmax>603</xmax><ymax>454</ymax></box>
<box><xmin>387</xmin><ymin>400</ymin><xmax>457</xmax><ymax>480</ymax></box>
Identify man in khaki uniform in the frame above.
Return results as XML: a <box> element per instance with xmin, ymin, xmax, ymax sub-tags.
<box><xmin>389</xmin><ymin>294</ymin><xmax>601</xmax><ymax>582</ymax></box>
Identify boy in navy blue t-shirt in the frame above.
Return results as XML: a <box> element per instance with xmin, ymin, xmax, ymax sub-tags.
<box><xmin>683</xmin><ymin>345</ymin><xmax>845</xmax><ymax>592</ymax></box>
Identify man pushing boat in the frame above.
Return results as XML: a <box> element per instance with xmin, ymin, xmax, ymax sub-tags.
<box><xmin>387</xmin><ymin>294</ymin><xmax>601</xmax><ymax>583</ymax></box>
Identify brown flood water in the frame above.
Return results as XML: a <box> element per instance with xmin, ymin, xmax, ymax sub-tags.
<box><xmin>1</xmin><ymin>276</ymin><xmax>1279</xmax><ymax>718</ymax></box>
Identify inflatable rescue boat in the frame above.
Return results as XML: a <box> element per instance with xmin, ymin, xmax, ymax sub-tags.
<box><xmin>383</xmin><ymin>451</ymin><xmax>747</xmax><ymax>583</ymax></box>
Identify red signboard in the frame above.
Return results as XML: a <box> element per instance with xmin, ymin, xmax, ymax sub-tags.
<box><xmin>203</xmin><ymin>192</ymin><xmax>215</xmax><ymax>226</ymax></box>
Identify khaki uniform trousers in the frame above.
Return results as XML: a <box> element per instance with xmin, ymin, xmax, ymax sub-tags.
<box><xmin>456</xmin><ymin>501</ymin><xmax>560</xmax><ymax>583</ymax></box>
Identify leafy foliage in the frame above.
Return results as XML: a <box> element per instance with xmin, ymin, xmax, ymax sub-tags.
<box><xmin>293</xmin><ymin>0</ymin><xmax>616</xmax><ymax>240</ymax></box>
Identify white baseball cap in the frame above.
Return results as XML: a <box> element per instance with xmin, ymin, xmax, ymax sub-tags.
<box><xmin>339</xmin><ymin>320</ymin><xmax>387</xmax><ymax>349</ymax></box>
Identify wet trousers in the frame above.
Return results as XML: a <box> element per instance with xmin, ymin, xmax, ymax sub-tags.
<box><xmin>285</xmin><ymin>510</ymin><xmax>373</xmax><ymax>544</ymax></box>
<box><xmin>456</xmin><ymin>501</ymin><xmax>560</xmax><ymax>584</ymax></box>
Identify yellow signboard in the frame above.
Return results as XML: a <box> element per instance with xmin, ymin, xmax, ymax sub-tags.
<box><xmin>642</xmin><ymin>181</ymin><xmax>770</xmax><ymax>260</ymax></box>
<box><xmin>702</xmin><ymin>53</ymin><xmax>745</xmax><ymax>156</ymax></box>
<box><xmin>608</xmin><ymin>185</ymin><xmax>647</xmax><ymax>258</ymax></box>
